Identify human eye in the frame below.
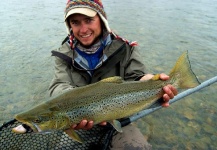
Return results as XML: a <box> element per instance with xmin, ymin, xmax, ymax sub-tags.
<box><xmin>85</xmin><ymin>18</ymin><xmax>94</xmax><ymax>24</ymax></box>
<box><xmin>70</xmin><ymin>20</ymin><xmax>79</xmax><ymax>26</ymax></box>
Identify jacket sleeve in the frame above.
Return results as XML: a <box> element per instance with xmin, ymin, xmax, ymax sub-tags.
<box><xmin>123</xmin><ymin>45</ymin><xmax>147</xmax><ymax>81</ymax></box>
<box><xmin>48</xmin><ymin>45</ymin><xmax>75</xmax><ymax>97</ymax></box>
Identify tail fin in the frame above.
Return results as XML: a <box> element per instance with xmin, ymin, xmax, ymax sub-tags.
<box><xmin>169</xmin><ymin>51</ymin><xmax>200</xmax><ymax>88</ymax></box>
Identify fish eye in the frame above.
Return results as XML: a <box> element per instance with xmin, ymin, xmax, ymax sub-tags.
<box><xmin>33</xmin><ymin>119</ymin><xmax>40</xmax><ymax>123</ymax></box>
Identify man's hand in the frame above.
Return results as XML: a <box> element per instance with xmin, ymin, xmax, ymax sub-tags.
<box><xmin>140</xmin><ymin>73</ymin><xmax>178</xmax><ymax>107</ymax></box>
<box><xmin>72</xmin><ymin>120</ymin><xmax>107</xmax><ymax>130</ymax></box>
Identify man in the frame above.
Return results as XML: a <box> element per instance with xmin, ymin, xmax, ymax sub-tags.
<box><xmin>49</xmin><ymin>0</ymin><xmax>177</xmax><ymax>149</ymax></box>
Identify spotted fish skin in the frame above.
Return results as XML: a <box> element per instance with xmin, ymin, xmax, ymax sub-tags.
<box><xmin>13</xmin><ymin>51</ymin><xmax>200</xmax><ymax>143</ymax></box>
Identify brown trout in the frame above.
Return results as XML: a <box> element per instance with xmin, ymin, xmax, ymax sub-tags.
<box><xmin>12</xmin><ymin>51</ymin><xmax>200</xmax><ymax>143</ymax></box>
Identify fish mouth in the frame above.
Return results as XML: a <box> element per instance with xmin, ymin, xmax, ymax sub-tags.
<box><xmin>12</xmin><ymin>122</ymin><xmax>37</xmax><ymax>134</ymax></box>
<box><xmin>20</xmin><ymin>122</ymin><xmax>38</xmax><ymax>133</ymax></box>
<box><xmin>31</xmin><ymin>122</ymin><xmax>42</xmax><ymax>132</ymax></box>
<box><xmin>15</xmin><ymin>115</ymin><xmax>41</xmax><ymax>133</ymax></box>
<box><xmin>31</xmin><ymin>123</ymin><xmax>53</xmax><ymax>134</ymax></box>
<box><xmin>20</xmin><ymin>123</ymin><xmax>52</xmax><ymax>134</ymax></box>
<box><xmin>15</xmin><ymin>120</ymin><xmax>40</xmax><ymax>133</ymax></box>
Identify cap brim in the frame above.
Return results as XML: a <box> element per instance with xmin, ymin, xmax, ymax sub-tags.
<box><xmin>65</xmin><ymin>8</ymin><xmax>97</xmax><ymax>20</ymax></box>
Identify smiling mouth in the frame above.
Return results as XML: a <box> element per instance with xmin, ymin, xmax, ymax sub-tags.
<box><xmin>80</xmin><ymin>33</ymin><xmax>92</xmax><ymax>38</ymax></box>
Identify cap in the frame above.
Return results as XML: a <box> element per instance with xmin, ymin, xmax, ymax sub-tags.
<box><xmin>65</xmin><ymin>7</ymin><xmax>97</xmax><ymax>20</ymax></box>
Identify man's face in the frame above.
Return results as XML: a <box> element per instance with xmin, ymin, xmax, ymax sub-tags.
<box><xmin>68</xmin><ymin>14</ymin><xmax>102</xmax><ymax>47</ymax></box>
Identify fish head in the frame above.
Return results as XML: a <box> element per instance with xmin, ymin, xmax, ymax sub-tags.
<box><xmin>14</xmin><ymin>104</ymin><xmax>70</xmax><ymax>133</ymax></box>
<box><xmin>15</xmin><ymin>111</ymin><xmax>54</xmax><ymax>133</ymax></box>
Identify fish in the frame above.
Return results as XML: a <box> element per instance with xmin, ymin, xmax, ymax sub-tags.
<box><xmin>12</xmin><ymin>51</ymin><xmax>200</xmax><ymax>143</ymax></box>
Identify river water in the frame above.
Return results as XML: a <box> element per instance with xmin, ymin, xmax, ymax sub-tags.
<box><xmin>0</xmin><ymin>0</ymin><xmax>217</xmax><ymax>149</ymax></box>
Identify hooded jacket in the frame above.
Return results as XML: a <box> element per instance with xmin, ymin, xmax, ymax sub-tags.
<box><xmin>49</xmin><ymin>35</ymin><xmax>146</xmax><ymax>96</ymax></box>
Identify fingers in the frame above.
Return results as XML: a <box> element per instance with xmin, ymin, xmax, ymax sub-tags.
<box><xmin>159</xmin><ymin>73</ymin><xmax>169</xmax><ymax>81</ymax></box>
<box><xmin>163</xmin><ymin>85</ymin><xmax>177</xmax><ymax>100</ymax></box>
<box><xmin>72</xmin><ymin>120</ymin><xmax>107</xmax><ymax>130</ymax></box>
<box><xmin>140</xmin><ymin>74</ymin><xmax>154</xmax><ymax>81</ymax></box>
<box><xmin>73</xmin><ymin>120</ymin><xmax>94</xmax><ymax>130</ymax></box>
<box><xmin>162</xmin><ymin>101</ymin><xmax>170</xmax><ymax>107</ymax></box>
<box><xmin>140</xmin><ymin>73</ymin><xmax>169</xmax><ymax>81</ymax></box>
<box><xmin>162</xmin><ymin>84</ymin><xmax>178</xmax><ymax>107</ymax></box>
<box><xmin>99</xmin><ymin>122</ymin><xmax>107</xmax><ymax>126</ymax></box>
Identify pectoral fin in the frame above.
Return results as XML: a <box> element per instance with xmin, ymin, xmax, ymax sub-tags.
<box><xmin>64</xmin><ymin>128</ymin><xmax>83</xmax><ymax>143</ymax></box>
<box><xmin>108</xmin><ymin>120</ymin><xmax>123</xmax><ymax>133</ymax></box>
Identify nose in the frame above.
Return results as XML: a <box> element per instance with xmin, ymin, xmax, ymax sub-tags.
<box><xmin>80</xmin><ymin>22</ymin><xmax>88</xmax><ymax>33</ymax></box>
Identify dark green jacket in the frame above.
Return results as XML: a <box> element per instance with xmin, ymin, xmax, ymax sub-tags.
<box><xmin>49</xmin><ymin>37</ymin><xmax>146</xmax><ymax>96</ymax></box>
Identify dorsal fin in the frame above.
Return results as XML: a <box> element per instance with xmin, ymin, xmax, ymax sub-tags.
<box><xmin>100</xmin><ymin>76</ymin><xmax>123</xmax><ymax>83</ymax></box>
